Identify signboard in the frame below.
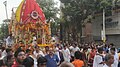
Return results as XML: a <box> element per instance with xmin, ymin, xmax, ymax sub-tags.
<box><xmin>101</xmin><ymin>30</ymin><xmax>106</xmax><ymax>42</ymax></box>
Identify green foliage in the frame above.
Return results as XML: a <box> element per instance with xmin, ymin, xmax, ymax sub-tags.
<box><xmin>60</xmin><ymin>0</ymin><xmax>116</xmax><ymax>22</ymax></box>
<box><xmin>60</xmin><ymin>0</ymin><xmax>118</xmax><ymax>42</ymax></box>
<box><xmin>0</xmin><ymin>23</ymin><xmax>9</xmax><ymax>40</ymax></box>
<box><xmin>36</xmin><ymin>0</ymin><xmax>59</xmax><ymax>20</ymax></box>
<box><xmin>0</xmin><ymin>29</ymin><xmax>4</xmax><ymax>40</ymax></box>
<box><xmin>100</xmin><ymin>0</ymin><xmax>112</xmax><ymax>9</ymax></box>
<box><xmin>36</xmin><ymin>0</ymin><xmax>60</xmax><ymax>35</ymax></box>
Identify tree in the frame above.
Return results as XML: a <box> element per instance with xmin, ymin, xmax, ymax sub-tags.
<box><xmin>0</xmin><ymin>23</ymin><xmax>9</xmax><ymax>40</ymax></box>
<box><xmin>36</xmin><ymin>0</ymin><xmax>60</xmax><ymax>36</ymax></box>
<box><xmin>60</xmin><ymin>0</ymin><xmax>95</xmax><ymax>43</ymax></box>
<box><xmin>60</xmin><ymin>0</ymin><xmax>119</xmax><ymax>43</ymax></box>
<box><xmin>36</xmin><ymin>0</ymin><xmax>59</xmax><ymax>20</ymax></box>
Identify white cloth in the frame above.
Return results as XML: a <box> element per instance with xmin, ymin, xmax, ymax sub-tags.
<box><xmin>80</xmin><ymin>48</ymin><xmax>83</xmax><ymax>52</ymax></box>
<box><xmin>6</xmin><ymin>36</ymin><xmax>13</xmax><ymax>46</ymax></box>
<box><xmin>103</xmin><ymin>64</ymin><xmax>109</xmax><ymax>67</ymax></box>
<box><xmin>93</xmin><ymin>54</ymin><xmax>104</xmax><ymax>67</ymax></box>
<box><xmin>69</xmin><ymin>46</ymin><xmax>80</xmax><ymax>57</ymax></box>
<box><xmin>33</xmin><ymin>50</ymin><xmax>45</xmax><ymax>57</ymax></box>
<box><xmin>69</xmin><ymin>46</ymin><xmax>74</xmax><ymax>50</ymax></box>
<box><xmin>33</xmin><ymin>51</ymin><xmax>39</xmax><ymax>58</ymax></box>
<box><xmin>34</xmin><ymin>58</ymin><xmax>37</xmax><ymax>67</ymax></box>
<box><xmin>88</xmin><ymin>48</ymin><xmax>92</xmax><ymax>53</ymax></box>
<box><xmin>32</xmin><ymin>41</ymin><xmax>37</xmax><ymax>47</ymax></box>
<box><xmin>74</xmin><ymin>47</ymin><xmax>80</xmax><ymax>51</ymax></box>
<box><xmin>69</xmin><ymin>46</ymin><xmax>74</xmax><ymax>57</ymax></box>
<box><xmin>0</xmin><ymin>50</ymin><xmax>4</xmax><ymax>60</ymax></box>
<box><xmin>33</xmin><ymin>36</ymin><xmax>36</xmax><ymax>41</ymax></box>
<box><xmin>1</xmin><ymin>50</ymin><xmax>7</xmax><ymax>58</ymax></box>
<box><xmin>29</xmin><ymin>55</ymin><xmax>37</xmax><ymax>67</ymax></box>
<box><xmin>111</xmin><ymin>53</ymin><xmax>119</xmax><ymax>67</ymax></box>
<box><xmin>62</xmin><ymin>48</ymin><xmax>71</xmax><ymax>62</ymax></box>
<box><xmin>55</xmin><ymin>47</ymin><xmax>61</xmax><ymax>61</ymax></box>
<box><xmin>39</xmin><ymin>51</ymin><xmax>45</xmax><ymax>57</ymax></box>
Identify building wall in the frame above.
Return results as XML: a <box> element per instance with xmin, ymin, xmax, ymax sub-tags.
<box><xmin>106</xmin><ymin>12</ymin><xmax>120</xmax><ymax>34</ymax></box>
<box><xmin>92</xmin><ymin>11</ymin><xmax>120</xmax><ymax>47</ymax></box>
<box><xmin>106</xmin><ymin>35</ymin><xmax>120</xmax><ymax>47</ymax></box>
<box><xmin>82</xmin><ymin>23</ymin><xmax>93</xmax><ymax>43</ymax></box>
<box><xmin>85</xmin><ymin>23</ymin><xmax>92</xmax><ymax>36</ymax></box>
<box><xmin>92</xmin><ymin>15</ymin><xmax>103</xmax><ymax>41</ymax></box>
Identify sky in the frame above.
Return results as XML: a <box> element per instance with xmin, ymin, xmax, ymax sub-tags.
<box><xmin>0</xmin><ymin>0</ymin><xmax>60</xmax><ymax>24</ymax></box>
<box><xmin>0</xmin><ymin>0</ymin><xmax>22</xmax><ymax>24</ymax></box>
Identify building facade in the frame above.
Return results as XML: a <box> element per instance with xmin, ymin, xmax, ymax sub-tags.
<box><xmin>92</xmin><ymin>9</ymin><xmax>120</xmax><ymax>47</ymax></box>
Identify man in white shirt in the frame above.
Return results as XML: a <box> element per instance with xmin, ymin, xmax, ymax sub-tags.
<box><xmin>55</xmin><ymin>46</ymin><xmax>61</xmax><ymax>61</ymax></box>
<box><xmin>93</xmin><ymin>47</ymin><xmax>104</xmax><ymax>67</ymax></box>
<box><xmin>62</xmin><ymin>45</ymin><xmax>71</xmax><ymax>62</ymax></box>
<box><xmin>6</xmin><ymin>34</ymin><xmax>14</xmax><ymax>48</ymax></box>
<box><xmin>110</xmin><ymin>47</ymin><xmax>119</xmax><ymax>67</ymax></box>
<box><xmin>33</xmin><ymin>46</ymin><xmax>44</xmax><ymax>58</ymax></box>
<box><xmin>70</xmin><ymin>44</ymin><xmax>80</xmax><ymax>57</ymax></box>
<box><xmin>103</xmin><ymin>54</ymin><xmax>114</xmax><ymax>67</ymax></box>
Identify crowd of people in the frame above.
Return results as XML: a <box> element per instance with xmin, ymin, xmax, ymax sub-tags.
<box><xmin>0</xmin><ymin>42</ymin><xmax>120</xmax><ymax>67</ymax></box>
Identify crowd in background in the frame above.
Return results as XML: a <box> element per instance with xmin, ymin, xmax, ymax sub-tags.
<box><xmin>0</xmin><ymin>42</ymin><xmax>120</xmax><ymax>67</ymax></box>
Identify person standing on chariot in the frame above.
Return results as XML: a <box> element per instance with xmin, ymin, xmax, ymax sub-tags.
<box><xmin>6</xmin><ymin>34</ymin><xmax>14</xmax><ymax>48</ymax></box>
<box><xmin>32</xmin><ymin>34</ymin><xmax>37</xmax><ymax>48</ymax></box>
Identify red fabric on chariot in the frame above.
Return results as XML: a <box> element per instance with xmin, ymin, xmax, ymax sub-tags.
<box><xmin>20</xmin><ymin>0</ymin><xmax>46</xmax><ymax>24</ymax></box>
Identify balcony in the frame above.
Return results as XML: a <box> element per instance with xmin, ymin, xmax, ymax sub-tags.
<box><xmin>105</xmin><ymin>21</ymin><xmax>119</xmax><ymax>28</ymax></box>
<box><xmin>106</xmin><ymin>27</ymin><xmax>120</xmax><ymax>35</ymax></box>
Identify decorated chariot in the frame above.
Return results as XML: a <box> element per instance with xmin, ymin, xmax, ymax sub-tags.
<box><xmin>8</xmin><ymin>0</ymin><xmax>52</xmax><ymax>50</ymax></box>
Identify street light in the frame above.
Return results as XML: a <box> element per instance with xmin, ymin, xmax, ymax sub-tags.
<box><xmin>3</xmin><ymin>1</ymin><xmax>8</xmax><ymax>20</ymax></box>
<box><xmin>102</xmin><ymin>9</ymin><xmax>106</xmax><ymax>43</ymax></box>
<box><xmin>3</xmin><ymin>1</ymin><xmax>9</xmax><ymax>40</ymax></box>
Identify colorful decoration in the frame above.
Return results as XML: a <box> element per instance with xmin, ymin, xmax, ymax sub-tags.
<box><xmin>9</xmin><ymin>0</ymin><xmax>52</xmax><ymax>49</ymax></box>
